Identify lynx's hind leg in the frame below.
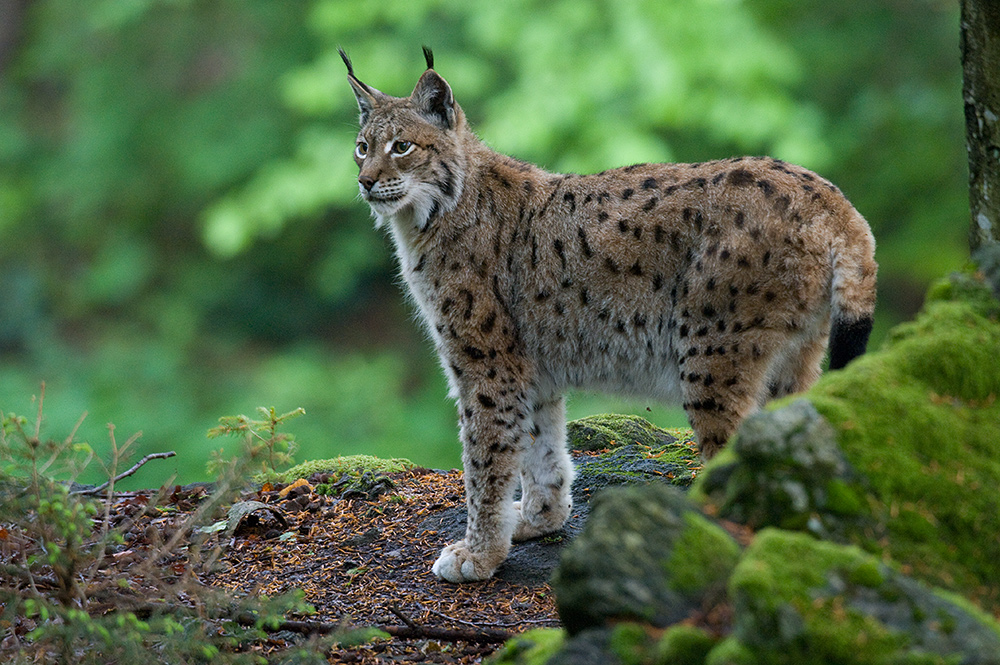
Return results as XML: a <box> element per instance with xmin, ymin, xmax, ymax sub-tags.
<box><xmin>680</xmin><ymin>329</ymin><xmax>795</xmax><ymax>459</ymax></box>
<box><xmin>512</xmin><ymin>396</ymin><xmax>573</xmax><ymax>541</ymax></box>
<box><xmin>765</xmin><ymin>322</ymin><xmax>831</xmax><ymax>400</ymax></box>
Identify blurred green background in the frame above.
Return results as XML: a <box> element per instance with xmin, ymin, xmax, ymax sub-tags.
<box><xmin>0</xmin><ymin>0</ymin><xmax>966</xmax><ymax>486</ymax></box>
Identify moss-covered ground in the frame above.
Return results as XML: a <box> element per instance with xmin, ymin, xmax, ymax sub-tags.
<box><xmin>258</xmin><ymin>454</ymin><xmax>414</xmax><ymax>485</ymax></box>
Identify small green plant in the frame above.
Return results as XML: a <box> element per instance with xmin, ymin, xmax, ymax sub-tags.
<box><xmin>207</xmin><ymin>407</ymin><xmax>306</xmax><ymax>476</ymax></box>
<box><xmin>0</xmin><ymin>388</ymin><xmax>361</xmax><ymax>664</ymax></box>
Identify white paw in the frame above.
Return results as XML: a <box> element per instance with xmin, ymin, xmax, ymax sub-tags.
<box><xmin>431</xmin><ymin>540</ymin><xmax>496</xmax><ymax>583</ymax></box>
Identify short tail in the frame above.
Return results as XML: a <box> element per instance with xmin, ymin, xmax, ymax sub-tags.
<box><xmin>828</xmin><ymin>210</ymin><xmax>878</xmax><ymax>370</ymax></box>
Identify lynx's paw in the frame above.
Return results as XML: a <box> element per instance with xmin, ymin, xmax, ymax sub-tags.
<box><xmin>432</xmin><ymin>540</ymin><xmax>504</xmax><ymax>583</ymax></box>
<box><xmin>511</xmin><ymin>499</ymin><xmax>571</xmax><ymax>541</ymax></box>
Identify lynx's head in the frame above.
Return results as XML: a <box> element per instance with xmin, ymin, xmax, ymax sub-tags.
<box><xmin>340</xmin><ymin>47</ymin><xmax>467</xmax><ymax>231</ymax></box>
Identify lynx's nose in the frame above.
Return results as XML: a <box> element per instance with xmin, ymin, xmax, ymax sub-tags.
<box><xmin>359</xmin><ymin>175</ymin><xmax>376</xmax><ymax>192</ymax></box>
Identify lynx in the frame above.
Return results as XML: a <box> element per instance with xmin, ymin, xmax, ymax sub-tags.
<box><xmin>339</xmin><ymin>48</ymin><xmax>876</xmax><ymax>583</ymax></box>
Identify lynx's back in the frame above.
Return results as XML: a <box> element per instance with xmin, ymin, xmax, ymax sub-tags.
<box><xmin>341</xmin><ymin>49</ymin><xmax>877</xmax><ymax>582</ymax></box>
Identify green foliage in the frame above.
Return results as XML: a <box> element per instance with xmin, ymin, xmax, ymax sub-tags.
<box><xmin>0</xmin><ymin>0</ymin><xmax>968</xmax><ymax>483</ymax></box>
<box><xmin>0</xmin><ymin>389</ymin><xmax>371</xmax><ymax>663</ymax></box>
<box><xmin>207</xmin><ymin>406</ymin><xmax>305</xmax><ymax>476</ymax></box>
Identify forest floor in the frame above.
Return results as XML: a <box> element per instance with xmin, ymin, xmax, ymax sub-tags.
<box><xmin>89</xmin><ymin>467</ymin><xmax>571</xmax><ymax>664</ymax></box>
<box><xmin>211</xmin><ymin>467</ymin><xmax>563</xmax><ymax>663</ymax></box>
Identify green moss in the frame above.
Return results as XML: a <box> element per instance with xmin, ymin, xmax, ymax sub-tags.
<box><xmin>258</xmin><ymin>455</ymin><xmax>414</xmax><ymax>484</ymax></box>
<box><xmin>726</xmin><ymin>529</ymin><xmax>1000</xmax><ymax>664</ymax></box>
<box><xmin>567</xmin><ymin>414</ymin><xmax>692</xmax><ymax>452</ymax></box>
<box><xmin>728</xmin><ymin>530</ymin><xmax>908</xmax><ymax>663</ymax></box>
<box><xmin>609</xmin><ymin>623</ymin><xmax>653</xmax><ymax>665</ymax></box>
<box><xmin>654</xmin><ymin>625</ymin><xmax>717</xmax><ymax>664</ymax></box>
<box><xmin>704</xmin><ymin>637</ymin><xmax>757</xmax><ymax>665</ymax></box>
<box><xmin>570</xmin><ymin>416</ymin><xmax>701</xmax><ymax>492</ymax></box>
<box><xmin>779</xmin><ymin>272</ymin><xmax>1000</xmax><ymax>608</ymax></box>
<box><xmin>664</xmin><ymin>511</ymin><xmax>742</xmax><ymax>595</ymax></box>
<box><xmin>486</xmin><ymin>628</ymin><xmax>565</xmax><ymax>665</ymax></box>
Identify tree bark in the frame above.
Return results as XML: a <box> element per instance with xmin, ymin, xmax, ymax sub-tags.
<box><xmin>962</xmin><ymin>0</ymin><xmax>1000</xmax><ymax>252</ymax></box>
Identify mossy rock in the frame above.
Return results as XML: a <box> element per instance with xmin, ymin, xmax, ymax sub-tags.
<box><xmin>697</xmin><ymin>270</ymin><xmax>1000</xmax><ymax>610</ymax></box>
<box><xmin>568</xmin><ymin>414</ymin><xmax>688</xmax><ymax>452</ymax></box>
<box><xmin>257</xmin><ymin>455</ymin><xmax>414</xmax><ymax>485</ymax></box>
<box><xmin>568</xmin><ymin>415</ymin><xmax>700</xmax><ymax>497</ymax></box>
<box><xmin>487</xmin><ymin>628</ymin><xmax>566</xmax><ymax>665</ymax></box>
<box><xmin>654</xmin><ymin>624</ymin><xmax>718</xmax><ymax>663</ymax></box>
<box><xmin>714</xmin><ymin>529</ymin><xmax>1000</xmax><ymax>665</ymax></box>
<box><xmin>552</xmin><ymin>483</ymin><xmax>740</xmax><ymax>635</ymax></box>
<box><xmin>691</xmin><ymin>399</ymin><xmax>869</xmax><ymax>537</ymax></box>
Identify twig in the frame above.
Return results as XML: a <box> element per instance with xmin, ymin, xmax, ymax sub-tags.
<box><xmin>417</xmin><ymin>602</ymin><xmax>561</xmax><ymax>629</ymax></box>
<box><xmin>386</xmin><ymin>603</ymin><xmax>419</xmax><ymax>630</ymax></box>
<box><xmin>74</xmin><ymin>451</ymin><xmax>176</xmax><ymax>495</ymax></box>
<box><xmin>238</xmin><ymin>614</ymin><xmax>514</xmax><ymax>645</ymax></box>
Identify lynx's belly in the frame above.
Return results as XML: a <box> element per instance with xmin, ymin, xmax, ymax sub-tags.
<box><xmin>523</xmin><ymin>305</ymin><xmax>686</xmax><ymax>403</ymax></box>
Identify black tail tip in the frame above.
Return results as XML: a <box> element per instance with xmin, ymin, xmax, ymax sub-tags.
<box><xmin>829</xmin><ymin>315</ymin><xmax>873</xmax><ymax>370</ymax></box>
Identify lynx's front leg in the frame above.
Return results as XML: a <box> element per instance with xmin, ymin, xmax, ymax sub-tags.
<box><xmin>432</xmin><ymin>387</ymin><xmax>529</xmax><ymax>583</ymax></box>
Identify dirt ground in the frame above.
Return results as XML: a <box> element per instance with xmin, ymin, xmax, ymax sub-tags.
<box><xmin>208</xmin><ymin>467</ymin><xmax>563</xmax><ymax>663</ymax></box>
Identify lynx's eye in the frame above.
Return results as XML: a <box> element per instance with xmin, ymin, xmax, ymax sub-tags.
<box><xmin>391</xmin><ymin>140</ymin><xmax>415</xmax><ymax>156</ymax></box>
<box><xmin>355</xmin><ymin>141</ymin><xmax>369</xmax><ymax>159</ymax></box>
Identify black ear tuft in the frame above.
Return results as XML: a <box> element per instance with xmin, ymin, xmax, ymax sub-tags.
<box><xmin>338</xmin><ymin>47</ymin><xmax>354</xmax><ymax>76</ymax></box>
<box><xmin>422</xmin><ymin>46</ymin><xmax>434</xmax><ymax>70</ymax></box>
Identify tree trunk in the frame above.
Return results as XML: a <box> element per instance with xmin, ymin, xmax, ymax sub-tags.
<box><xmin>961</xmin><ymin>0</ymin><xmax>1000</xmax><ymax>252</ymax></box>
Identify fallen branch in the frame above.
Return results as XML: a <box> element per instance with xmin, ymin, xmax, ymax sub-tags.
<box><xmin>75</xmin><ymin>451</ymin><xmax>176</xmax><ymax>495</ymax></box>
<box><xmin>239</xmin><ymin>614</ymin><xmax>515</xmax><ymax>645</ymax></box>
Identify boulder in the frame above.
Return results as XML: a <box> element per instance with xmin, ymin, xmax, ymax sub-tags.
<box><xmin>698</xmin><ymin>269</ymin><xmax>1000</xmax><ymax>610</ymax></box>
<box><xmin>719</xmin><ymin>529</ymin><xmax>1000</xmax><ymax>665</ymax></box>
<box><xmin>551</xmin><ymin>483</ymin><xmax>740</xmax><ymax>635</ymax></box>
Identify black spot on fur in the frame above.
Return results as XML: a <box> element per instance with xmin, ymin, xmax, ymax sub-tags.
<box><xmin>629</xmin><ymin>261</ymin><xmax>643</xmax><ymax>276</ymax></box>
<box><xmin>577</xmin><ymin>227</ymin><xmax>594</xmax><ymax>257</ymax></box>
<box><xmin>553</xmin><ymin>238</ymin><xmax>567</xmax><ymax>270</ymax></box>
<box><xmin>478</xmin><ymin>394</ymin><xmax>497</xmax><ymax>408</ymax></box>
<box><xmin>642</xmin><ymin>177</ymin><xmax>658</xmax><ymax>190</ymax></box>
<box><xmin>728</xmin><ymin>169</ymin><xmax>755</xmax><ymax>187</ymax></box>
<box><xmin>643</xmin><ymin>197</ymin><xmax>658</xmax><ymax>212</ymax></box>
<box><xmin>481</xmin><ymin>311</ymin><xmax>497</xmax><ymax>334</ymax></box>
<box><xmin>622</xmin><ymin>188</ymin><xmax>634</xmax><ymax>200</ymax></box>
<box><xmin>756</xmin><ymin>179</ymin><xmax>774</xmax><ymax>197</ymax></box>
<box><xmin>604</xmin><ymin>257</ymin><xmax>620</xmax><ymax>274</ymax></box>
<box><xmin>463</xmin><ymin>345</ymin><xmax>486</xmax><ymax>360</ymax></box>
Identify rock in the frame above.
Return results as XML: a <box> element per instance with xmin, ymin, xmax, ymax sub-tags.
<box><xmin>693</xmin><ymin>399</ymin><xmax>871</xmax><ymax>538</ymax></box>
<box><xmin>551</xmin><ymin>483</ymin><xmax>740</xmax><ymax>635</ymax></box>
<box><xmin>697</xmin><ymin>270</ymin><xmax>1000</xmax><ymax>611</ymax></box>
<box><xmin>567</xmin><ymin>414</ymin><xmax>684</xmax><ymax>452</ymax></box>
<box><xmin>716</xmin><ymin>529</ymin><xmax>1000</xmax><ymax>665</ymax></box>
<box><xmin>487</xmin><ymin>628</ymin><xmax>566</xmax><ymax>665</ymax></box>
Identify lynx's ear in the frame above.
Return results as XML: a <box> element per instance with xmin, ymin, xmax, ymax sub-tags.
<box><xmin>338</xmin><ymin>48</ymin><xmax>383</xmax><ymax>126</ymax></box>
<box><xmin>411</xmin><ymin>49</ymin><xmax>456</xmax><ymax>129</ymax></box>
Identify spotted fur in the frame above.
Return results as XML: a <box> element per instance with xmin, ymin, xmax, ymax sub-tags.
<box><xmin>340</xmin><ymin>49</ymin><xmax>877</xmax><ymax>583</ymax></box>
